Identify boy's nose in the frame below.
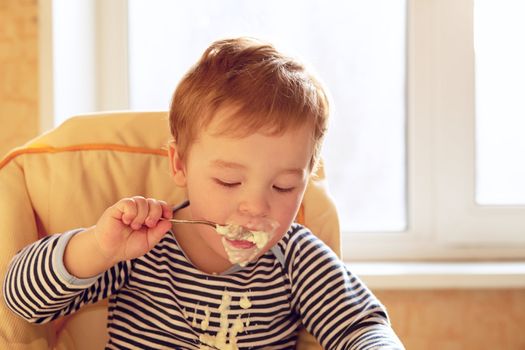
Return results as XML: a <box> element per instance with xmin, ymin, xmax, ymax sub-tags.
<box><xmin>238</xmin><ymin>193</ymin><xmax>270</xmax><ymax>218</ymax></box>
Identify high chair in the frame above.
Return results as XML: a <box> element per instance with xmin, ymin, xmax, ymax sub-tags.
<box><xmin>0</xmin><ymin>111</ymin><xmax>341</xmax><ymax>350</ymax></box>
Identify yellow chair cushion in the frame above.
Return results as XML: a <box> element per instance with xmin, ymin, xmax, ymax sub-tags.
<box><xmin>0</xmin><ymin>111</ymin><xmax>340</xmax><ymax>349</ymax></box>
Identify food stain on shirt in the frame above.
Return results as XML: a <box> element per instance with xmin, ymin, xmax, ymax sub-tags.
<box><xmin>192</xmin><ymin>306</ymin><xmax>198</xmax><ymax>327</ymax></box>
<box><xmin>198</xmin><ymin>291</ymin><xmax>252</xmax><ymax>350</ymax></box>
<box><xmin>239</xmin><ymin>294</ymin><xmax>251</xmax><ymax>309</ymax></box>
<box><xmin>201</xmin><ymin>305</ymin><xmax>211</xmax><ymax>331</ymax></box>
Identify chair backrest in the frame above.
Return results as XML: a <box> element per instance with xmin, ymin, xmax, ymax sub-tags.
<box><xmin>0</xmin><ymin>111</ymin><xmax>340</xmax><ymax>350</ymax></box>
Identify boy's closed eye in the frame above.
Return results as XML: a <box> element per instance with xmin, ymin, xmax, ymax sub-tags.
<box><xmin>213</xmin><ymin>178</ymin><xmax>296</xmax><ymax>193</ymax></box>
<box><xmin>213</xmin><ymin>178</ymin><xmax>241</xmax><ymax>188</ymax></box>
<box><xmin>272</xmin><ymin>185</ymin><xmax>295</xmax><ymax>193</ymax></box>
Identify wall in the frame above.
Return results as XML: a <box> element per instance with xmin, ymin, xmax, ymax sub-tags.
<box><xmin>377</xmin><ymin>289</ymin><xmax>525</xmax><ymax>350</ymax></box>
<box><xmin>0</xmin><ymin>0</ymin><xmax>39</xmax><ymax>158</ymax></box>
<box><xmin>1</xmin><ymin>3</ymin><xmax>525</xmax><ymax>350</ymax></box>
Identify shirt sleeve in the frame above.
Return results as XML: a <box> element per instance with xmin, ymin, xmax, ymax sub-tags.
<box><xmin>284</xmin><ymin>225</ymin><xmax>405</xmax><ymax>350</ymax></box>
<box><xmin>2</xmin><ymin>229</ymin><xmax>131</xmax><ymax>324</ymax></box>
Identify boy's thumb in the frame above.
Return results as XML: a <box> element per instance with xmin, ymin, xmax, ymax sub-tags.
<box><xmin>147</xmin><ymin>220</ymin><xmax>172</xmax><ymax>248</ymax></box>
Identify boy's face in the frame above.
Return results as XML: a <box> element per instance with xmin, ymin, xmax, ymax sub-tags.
<box><xmin>169</xmin><ymin>108</ymin><xmax>314</xmax><ymax>266</ymax></box>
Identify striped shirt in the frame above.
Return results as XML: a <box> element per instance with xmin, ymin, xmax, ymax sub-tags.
<box><xmin>3</xmin><ymin>224</ymin><xmax>403</xmax><ymax>349</ymax></box>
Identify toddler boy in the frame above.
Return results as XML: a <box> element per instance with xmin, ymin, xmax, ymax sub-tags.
<box><xmin>3</xmin><ymin>37</ymin><xmax>404</xmax><ymax>349</ymax></box>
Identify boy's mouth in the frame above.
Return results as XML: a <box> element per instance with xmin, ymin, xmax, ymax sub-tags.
<box><xmin>224</xmin><ymin>238</ymin><xmax>256</xmax><ymax>250</ymax></box>
<box><xmin>214</xmin><ymin>219</ymin><xmax>279</xmax><ymax>266</ymax></box>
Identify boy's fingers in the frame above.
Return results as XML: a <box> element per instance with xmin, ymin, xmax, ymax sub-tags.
<box><xmin>116</xmin><ymin>198</ymin><xmax>137</xmax><ymax>225</ymax></box>
<box><xmin>160</xmin><ymin>200</ymin><xmax>173</xmax><ymax>220</ymax></box>
<box><xmin>130</xmin><ymin>196</ymin><xmax>149</xmax><ymax>230</ymax></box>
<box><xmin>114</xmin><ymin>197</ymin><xmax>171</xmax><ymax>230</ymax></box>
<box><xmin>145</xmin><ymin>198</ymin><xmax>163</xmax><ymax>227</ymax></box>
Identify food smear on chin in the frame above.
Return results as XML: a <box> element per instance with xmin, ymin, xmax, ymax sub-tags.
<box><xmin>215</xmin><ymin>221</ymin><xmax>277</xmax><ymax>266</ymax></box>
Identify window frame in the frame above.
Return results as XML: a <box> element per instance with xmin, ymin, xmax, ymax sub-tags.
<box><xmin>39</xmin><ymin>0</ymin><xmax>129</xmax><ymax>128</ymax></box>
<box><xmin>40</xmin><ymin>0</ymin><xmax>525</xmax><ymax>261</ymax></box>
<box><xmin>345</xmin><ymin>0</ymin><xmax>525</xmax><ymax>261</ymax></box>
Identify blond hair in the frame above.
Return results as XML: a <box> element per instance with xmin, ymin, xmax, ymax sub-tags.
<box><xmin>169</xmin><ymin>37</ymin><xmax>329</xmax><ymax>170</ymax></box>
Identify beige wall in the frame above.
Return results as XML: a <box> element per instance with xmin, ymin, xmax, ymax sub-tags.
<box><xmin>0</xmin><ymin>0</ymin><xmax>39</xmax><ymax>158</ymax></box>
<box><xmin>377</xmin><ymin>289</ymin><xmax>525</xmax><ymax>349</ymax></box>
<box><xmin>1</xmin><ymin>2</ymin><xmax>524</xmax><ymax>350</ymax></box>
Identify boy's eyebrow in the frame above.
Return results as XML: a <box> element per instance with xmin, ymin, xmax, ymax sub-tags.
<box><xmin>280</xmin><ymin>168</ymin><xmax>306</xmax><ymax>177</ymax></box>
<box><xmin>211</xmin><ymin>159</ymin><xmax>305</xmax><ymax>176</ymax></box>
<box><xmin>211</xmin><ymin>160</ymin><xmax>247</xmax><ymax>170</ymax></box>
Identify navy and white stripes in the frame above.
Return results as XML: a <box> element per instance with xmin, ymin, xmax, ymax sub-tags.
<box><xmin>3</xmin><ymin>224</ymin><xmax>403</xmax><ymax>349</ymax></box>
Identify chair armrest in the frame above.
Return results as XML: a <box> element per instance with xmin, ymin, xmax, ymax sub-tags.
<box><xmin>0</xmin><ymin>156</ymin><xmax>52</xmax><ymax>349</ymax></box>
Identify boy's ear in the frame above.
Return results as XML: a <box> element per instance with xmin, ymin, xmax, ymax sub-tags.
<box><xmin>167</xmin><ymin>141</ymin><xmax>187</xmax><ymax>187</ymax></box>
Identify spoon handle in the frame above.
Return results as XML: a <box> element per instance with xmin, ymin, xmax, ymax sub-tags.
<box><xmin>160</xmin><ymin>218</ymin><xmax>218</xmax><ymax>228</ymax></box>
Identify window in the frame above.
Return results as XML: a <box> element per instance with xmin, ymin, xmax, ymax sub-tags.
<box><xmin>42</xmin><ymin>0</ymin><xmax>525</xmax><ymax>261</ymax></box>
<box><xmin>411</xmin><ymin>0</ymin><xmax>525</xmax><ymax>251</ymax></box>
<box><xmin>474</xmin><ymin>0</ymin><xmax>525</xmax><ymax>205</ymax></box>
<box><xmin>127</xmin><ymin>0</ymin><xmax>407</xmax><ymax>234</ymax></box>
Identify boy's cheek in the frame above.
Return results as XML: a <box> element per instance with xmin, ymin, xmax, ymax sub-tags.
<box><xmin>187</xmin><ymin>185</ymin><xmax>230</xmax><ymax>217</ymax></box>
<box><xmin>269</xmin><ymin>231</ymin><xmax>287</xmax><ymax>247</ymax></box>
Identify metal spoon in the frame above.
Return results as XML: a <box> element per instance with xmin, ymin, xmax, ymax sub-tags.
<box><xmin>160</xmin><ymin>218</ymin><xmax>220</xmax><ymax>228</ymax></box>
<box><xmin>161</xmin><ymin>218</ymin><xmax>250</xmax><ymax>239</ymax></box>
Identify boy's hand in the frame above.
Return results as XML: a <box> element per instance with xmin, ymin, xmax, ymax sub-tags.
<box><xmin>93</xmin><ymin>196</ymin><xmax>173</xmax><ymax>264</ymax></box>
